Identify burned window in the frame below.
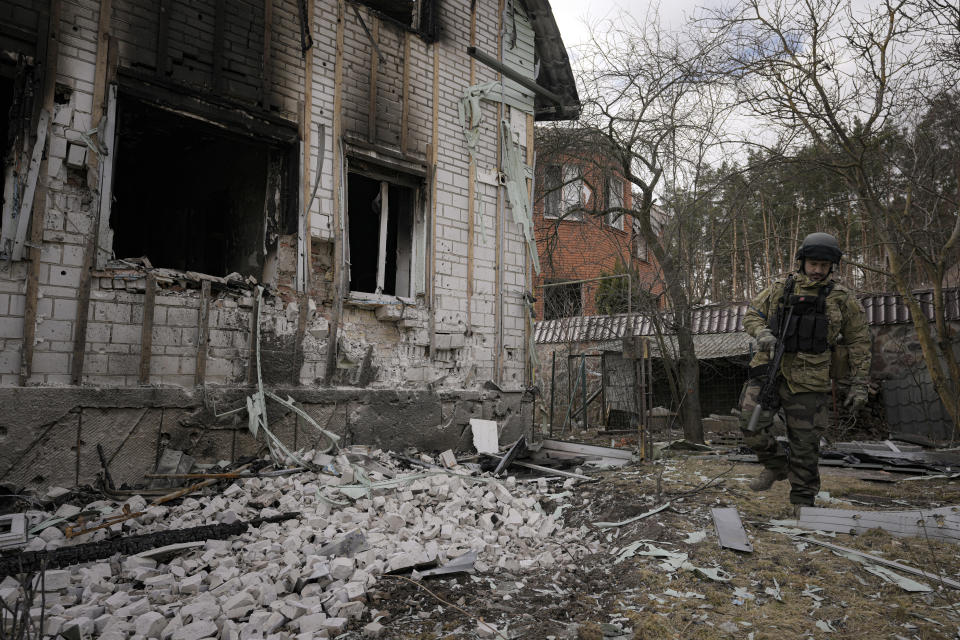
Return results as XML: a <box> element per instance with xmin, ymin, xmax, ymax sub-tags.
<box><xmin>358</xmin><ymin>0</ymin><xmax>439</xmax><ymax>42</ymax></box>
<box><xmin>543</xmin><ymin>279</ymin><xmax>582</xmax><ymax>320</ymax></box>
<box><xmin>347</xmin><ymin>170</ymin><xmax>419</xmax><ymax>297</ymax></box>
<box><xmin>109</xmin><ymin>97</ymin><xmax>294</xmax><ymax>278</ymax></box>
<box><xmin>0</xmin><ymin>58</ymin><xmax>37</xmax><ymax>261</ymax></box>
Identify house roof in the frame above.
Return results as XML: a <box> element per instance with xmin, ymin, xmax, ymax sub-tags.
<box><xmin>534</xmin><ymin>287</ymin><xmax>960</xmax><ymax>346</ymax></box>
<box><xmin>525</xmin><ymin>0</ymin><xmax>581</xmax><ymax>121</ymax></box>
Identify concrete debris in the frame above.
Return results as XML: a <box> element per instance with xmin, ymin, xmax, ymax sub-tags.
<box><xmin>470</xmin><ymin>418</ymin><xmax>499</xmax><ymax>455</ymax></box>
<box><xmin>6</xmin><ymin>446</ymin><xmax>598</xmax><ymax>637</ymax></box>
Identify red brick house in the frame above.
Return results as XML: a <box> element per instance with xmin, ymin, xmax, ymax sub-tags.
<box><xmin>532</xmin><ymin>129</ymin><xmax>662</xmax><ymax>320</ymax></box>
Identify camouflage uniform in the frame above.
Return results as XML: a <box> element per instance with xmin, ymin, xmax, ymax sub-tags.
<box><xmin>739</xmin><ymin>273</ymin><xmax>871</xmax><ymax>505</ymax></box>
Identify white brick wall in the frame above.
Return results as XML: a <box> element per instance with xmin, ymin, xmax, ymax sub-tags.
<box><xmin>0</xmin><ymin>0</ymin><xmax>540</xmax><ymax>389</ymax></box>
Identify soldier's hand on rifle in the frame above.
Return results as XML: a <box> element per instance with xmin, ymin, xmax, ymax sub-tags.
<box><xmin>844</xmin><ymin>383</ymin><xmax>869</xmax><ymax>412</ymax></box>
<box><xmin>756</xmin><ymin>328</ymin><xmax>777</xmax><ymax>354</ymax></box>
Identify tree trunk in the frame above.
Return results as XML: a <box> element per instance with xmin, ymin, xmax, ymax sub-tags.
<box><xmin>742</xmin><ymin>218</ymin><xmax>753</xmax><ymax>300</ymax></box>
<box><xmin>637</xmin><ymin>191</ymin><xmax>704</xmax><ymax>443</ymax></box>
<box><xmin>675</xmin><ymin>321</ymin><xmax>704</xmax><ymax>442</ymax></box>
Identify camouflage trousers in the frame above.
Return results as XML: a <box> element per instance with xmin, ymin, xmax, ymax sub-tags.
<box><xmin>738</xmin><ymin>377</ymin><xmax>828</xmax><ymax>506</ymax></box>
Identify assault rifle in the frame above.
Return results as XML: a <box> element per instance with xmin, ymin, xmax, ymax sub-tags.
<box><xmin>746</xmin><ymin>281</ymin><xmax>795</xmax><ymax>433</ymax></box>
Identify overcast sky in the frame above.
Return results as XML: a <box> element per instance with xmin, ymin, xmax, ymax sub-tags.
<box><xmin>549</xmin><ymin>0</ymin><xmax>717</xmax><ymax>48</ymax></box>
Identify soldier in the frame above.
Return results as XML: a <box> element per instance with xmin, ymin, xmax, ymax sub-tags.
<box><xmin>739</xmin><ymin>232</ymin><xmax>871</xmax><ymax>510</ymax></box>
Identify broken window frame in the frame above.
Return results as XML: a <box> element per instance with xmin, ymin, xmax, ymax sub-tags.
<box><xmin>95</xmin><ymin>73</ymin><xmax>300</xmax><ymax>282</ymax></box>
<box><xmin>0</xmin><ymin>55</ymin><xmax>40</xmax><ymax>263</ymax></box>
<box><xmin>353</xmin><ymin>0</ymin><xmax>440</xmax><ymax>43</ymax></box>
<box><xmin>344</xmin><ymin>154</ymin><xmax>426</xmax><ymax>304</ymax></box>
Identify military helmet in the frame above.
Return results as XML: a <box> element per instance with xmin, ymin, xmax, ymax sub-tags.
<box><xmin>796</xmin><ymin>232</ymin><xmax>842</xmax><ymax>263</ymax></box>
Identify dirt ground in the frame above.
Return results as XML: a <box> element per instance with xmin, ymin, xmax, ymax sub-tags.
<box><xmin>372</xmin><ymin>450</ymin><xmax>960</xmax><ymax>639</ymax></box>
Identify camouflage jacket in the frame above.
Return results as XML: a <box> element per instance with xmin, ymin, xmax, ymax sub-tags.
<box><xmin>743</xmin><ymin>273</ymin><xmax>871</xmax><ymax>393</ymax></box>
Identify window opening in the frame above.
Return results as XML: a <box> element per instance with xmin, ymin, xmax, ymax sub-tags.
<box><xmin>347</xmin><ymin>171</ymin><xmax>416</xmax><ymax>297</ymax></box>
<box><xmin>606</xmin><ymin>176</ymin><xmax>623</xmax><ymax>229</ymax></box>
<box><xmin>543</xmin><ymin>279</ymin><xmax>582</xmax><ymax>320</ymax></box>
<box><xmin>543</xmin><ymin>164</ymin><xmax>586</xmax><ymax>220</ymax></box>
<box><xmin>110</xmin><ymin>97</ymin><xmax>292</xmax><ymax>278</ymax></box>
<box><xmin>0</xmin><ymin>73</ymin><xmax>15</xmax><ymax>238</ymax></box>
<box><xmin>356</xmin><ymin>0</ymin><xmax>439</xmax><ymax>42</ymax></box>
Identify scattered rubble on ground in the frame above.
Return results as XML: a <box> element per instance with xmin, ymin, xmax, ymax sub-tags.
<box><xmin>2</xmin><ymin>431</ymin><xmax>960</xmax><ymax>639</ymax></box>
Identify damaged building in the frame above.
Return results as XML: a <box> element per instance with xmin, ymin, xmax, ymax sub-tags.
<box><xmin>0</xmin><ymin>0</ymin><xmax>580</xmax><ymax>490</ymax></box>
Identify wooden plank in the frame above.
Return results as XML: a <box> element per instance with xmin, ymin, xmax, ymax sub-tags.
<box><xmin>246</xmin><ymin>291</ymin><xmax>260</xmax><ymax>384</ymax></box>
<box><xmin>400</xmin><ymin>32</ymin><xmax>410</xmax><ymax>154</ymax></box>
<box><xmin>428</xmin><ymin>41</ymin><xmax>439</xmax><ymax>357</ymax></box>
<box><xmin>465</xmin><ymin>0</ymin><xmax>476</xmax><ymax>333</ymax></box>
<box><xmin>298</xmin><ymin>0</ymin><xmax>313</xmax><ymax>295</ymax></box>
<box><xmin>138</xmin><ymin>274</ymin><xmax>156</xmax><ymax>385</ymax></box>
<box><xmin>261</xmin><ymin>0</ymin><xmax>273</xmax><ymax>107</ymax></box>
<box><xmin>323</xmin><ymin>0</ymin><xmax>345</xmax><ymax>384</ymax></box>
<box><xmin>74</xmin><ymin>0</ymin><xmax>115</xmax><ymax>383</ymax></box>
<box><xmin>712</xmin><ymin>507</ymin><xmax>753</xmax><ymax>552</ymax></box>
<box><xmin>87</xmin><ymin>0</ymin><xmax>113</xmax><ymax>175</ymax></box>
<box><xmin>796</xmin><ymin>506</ymin><xmax>960</xmax><ymax>545</ymax></box>
<box><xmin>798</xmin><ymin>536</ymin><xmax>960</xmax><ymax>589</ymax></box>
<box><xmin>10</xmin><ymin>110</ymin><xmax>48</xmax><ymax>261</ymax></box>
<box><xmin>213</xmin><ymin>0</ymin><xmax>226</xmax><ymax>92</ymax></box>
<box><xmin>19</xmin><ymin>0</ymin><xmax>61</xmax><ymax>385</ymax></box>
<box><xmin>194</xmin><ymin>279</ymin><xmax>210</xmax><ymax>386</ymax></box>
<box><xmin>540</xmin><ymin>438</ymin><xmax>634</xmax><ymax>460</ymax></box>
<box><xmin>94</xmin><ymin>84</ymin><xmax>118</xmax><ymax>269</ymax></box>
<box><xmin>156</xmin><ymin>0</ymin><xmax>170</xmax><ymax>76</ymax></box>
<box><xmin>367</xmin><ymin>14</ymin><xmax>378</xmax><ymax>144</ymax></box>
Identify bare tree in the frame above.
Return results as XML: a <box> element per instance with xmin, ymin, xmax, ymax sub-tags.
<box><xmin>546</xmin><ymin>8</ymin><xmax>736</xmax><ymax>442</ymax></box>
<box><xmin>711</xmin><ymin>0</ymin><xmax>960</xmax><ymax>433</ymax></box>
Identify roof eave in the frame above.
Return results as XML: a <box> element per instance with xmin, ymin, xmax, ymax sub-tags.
<box><xmin>524</xmin><ymin>0</ymin><xmax>581</xmax><ymax>121</ymax></box>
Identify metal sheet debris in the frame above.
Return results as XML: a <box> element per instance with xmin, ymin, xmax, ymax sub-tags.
<box><xmin>711</xmin><ymin>507</ymin><xmax>753</xmax><ymax>553</ymax></box>
<box><xmin>413</xmin><ymin>551</ymin><xmax>478</xmax><ymax>579</ymax></box>
<box><xmin>795</xmin><ymin>505</ymin><xmax>960</xmax><ymax>544</ymax></box>
<box><xmin>791</xmin><ymin>536</ymin><xmax>960</xmax><ymax>590</ymax></box>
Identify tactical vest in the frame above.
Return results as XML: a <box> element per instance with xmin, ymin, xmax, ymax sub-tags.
<box><xmin>767</xmin><ymin>276</ymin><xmax>834</xmax><ymax>354</ymax></box>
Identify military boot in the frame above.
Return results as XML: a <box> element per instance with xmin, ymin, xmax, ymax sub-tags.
<box><xmin>748</xmin><ymin>469</ymin><xmax>786</xmax><ymax>492</ymax></box>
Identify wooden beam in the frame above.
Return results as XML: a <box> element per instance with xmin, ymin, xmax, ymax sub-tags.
<box><xmin>74</xmin><ymin>0</ymin><xmax>114</xmax><ymax>384</ymax></box>
<box><xmin>524</xmin><ymin>111</ymin><xmax>534</xmax><ymax>385</ymax></box>
<box><xmin>494</xmin><ymin>0</ymin><xmax>504</xmax><ymax>384</ymax></box>
<box><xmin>156</xmin><ymin>0</ymin><xmax>170</xmax><ymax>76</ymax></box>
<box><xmin>94</xmin><ymin>84</ymin><xmax>118</xmax><ymax>270</ymax></box>
<box><xmin>261</xmin><ymin>0</ymin><xmax>272</xmax><ymax>107</ymax></box>
<box><xmin>466</xmin><ymin>0</ymin><xmax>476</xmax><ymax>334</ymax></box>
<box><xmin>299</xmin><ymin>0</ymin><xmax>313</xmax><ymax>295</ymax></box>
<box><xmin>19</xmin><ymin>0</ymin><xmax>61</xmax><ymax>385</ymax></box>
<box><xmin>194</xmin><ymin>279</ymin><xmax>210</xmax><ymax>386</ymax></box>
<box><xmin>138</xmin><ymin>274</ymin><xmax>157</xmax><ymax>385</ymax></box>
<box><xmin>367</xmin><ymin>14</ymin><xmax>378</xmax><ymax>144</ymax></box>
<box><xmin>375</xmin><ymin>181</ymin><xmax>388</xmax><ymax>293</ymax></box>
<box><xmin>400</xmin><ymin>32</ymin><xmax>410</xmax><ymax>154</ymax></box>
<box><xmin>213</xmin><ymin>0</ymin><xmax>226</xmax><ymax>92</ymax></box>
<box><xmin>246</xmin><ymin>292</ymin><xmax>259</xmax><ymax>384</ymax></box>
<box><xmin>88</xmin><ymin>0</ymin><xmax>113</xmax><ymax>175</ymax></box>
<box><xmin>428</xmin><ymin>40</ymin><xmax>439</xmax><ymax>357</ymax></box>
<box><xmin>324</xmin><ymin>0</ymin><xmax>346</xmax><ymax>384</ymax></box>
<box><xmin>294</xmin><ymin>290</ymin><xmax>308</xmax><ymax>383</ymax></box>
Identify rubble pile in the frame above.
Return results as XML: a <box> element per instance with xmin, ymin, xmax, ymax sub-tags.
<box><xmin>2</xmin><ymin>449</ymin><xmax>599</xmax><ymax>639</ymax></box>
